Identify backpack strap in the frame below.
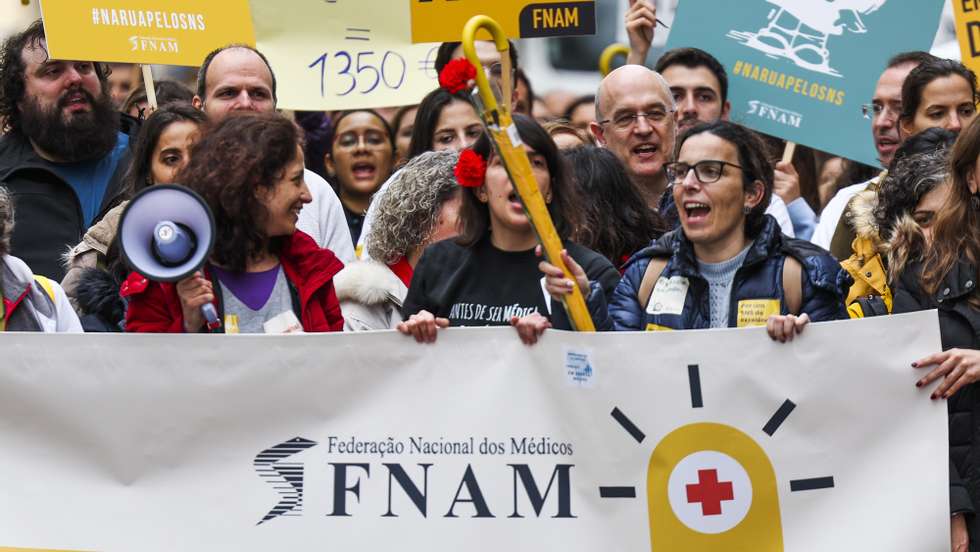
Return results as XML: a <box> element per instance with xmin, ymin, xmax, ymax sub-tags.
<box><xmin>638</xmin><ymin>258</ymin><xmax>669</xmax><ymax>310</ymax></box>
<box><xmin>782</xmin><ymin>256</ymin><xmax>803</xmax><ymax>316</ymax></box>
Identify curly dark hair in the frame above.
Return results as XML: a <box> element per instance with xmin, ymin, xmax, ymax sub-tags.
<box><xmin>874</xmin><ymin>127</ymin><xmax>956</xmax><ymax>241</ymax></box>
<box><xmin>0</xmin><ymin>19</ymin><xmax>108</xmax><ymax>133</ymax></box>
<box><xmin>177</xmin><ymin>112</ymin><xmax>301</xmax><ymax>272</ymax></box>
<box><xmin>458</xmin><ymin>114</ymin><xmax>582</xmax><ymax>246</ymax></box>
<box><xmin>564</xmin><ymin>147</ymin><xmax>665</xmax><ymax>266</ymax></box>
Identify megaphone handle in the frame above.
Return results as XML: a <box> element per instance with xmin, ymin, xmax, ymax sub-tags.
<box><xmin>201</xmin><ymin>303</ymin><xmax>221</xmax><ymax>331</ymax></box>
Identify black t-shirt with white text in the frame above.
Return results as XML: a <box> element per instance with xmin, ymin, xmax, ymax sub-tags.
<box><xmin>402</xmin><ymin>236</ymin><xmax>619</xmax><ymax>329</ymax></box>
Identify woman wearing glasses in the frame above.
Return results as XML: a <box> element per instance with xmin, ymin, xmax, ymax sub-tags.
<box><xmin>542</xmin><ymin>120</ymin><xmax>848</xmax><ymax>338</ymax></box>
<box><xmin>325</xmin><ymin>109</ymin><xmax>396</xmax><ymax>247</ymax></box>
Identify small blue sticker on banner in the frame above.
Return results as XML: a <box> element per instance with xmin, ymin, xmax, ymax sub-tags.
<box><xmin>564</xmin><ymin>348</ymin><xmax>595</xmax><ymax>388</ymax></box>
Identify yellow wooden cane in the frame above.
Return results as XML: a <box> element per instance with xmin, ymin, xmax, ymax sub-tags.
<box><xmin>462</xmin><ymin>15</ymin><xmax>596</xmax><ymax>332</ymax></box>
<box><xmin>599</xmin><ymin>43</ymin><xmax>631</xmax><ymax>77</ymax></box>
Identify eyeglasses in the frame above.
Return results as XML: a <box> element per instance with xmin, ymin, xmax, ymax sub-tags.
<box><xmin>598</xmin><ymin>108</ymin><xmax>675</xmax><ymax>130</ymax></box>
<box><xmin>664</xmin><ymin>160</ymin><xmax>744</xmax><ymax>185</ymax></box>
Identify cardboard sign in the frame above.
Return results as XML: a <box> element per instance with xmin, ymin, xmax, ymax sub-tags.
<box><xmin>251</xmin><ymin>0</ymin><xmax>439</xmax><ymax>111</ymax></box>
<box><xmin>667</xmin><ymin>0</ymin><xmax>944</xmax><ymax>167</ymax></box>
<box><xmin>410</xmin><ymin>0</ymin><xmax>596</xmax><ymax>43</ymax></box>
<box><xmin>39</xmin><ymin>0</ymin><xmax>255</xmax><ymax>66</ymax></box>
<box><xmin>0</xmin><ymin>313</ymin><xmax>948</xmax><ymax>550</ymax></box>
<box><xmin>954</xmin><ymin>0</ymin><xmax>980</xmax><ymax>80</ymax></box>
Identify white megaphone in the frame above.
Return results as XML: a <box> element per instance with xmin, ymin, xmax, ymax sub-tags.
<box><xmin>118</xmin><ymin>184</ymin><xmax>221</xmax><ymax>330</ymax></box>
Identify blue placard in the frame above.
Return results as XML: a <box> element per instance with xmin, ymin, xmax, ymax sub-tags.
<box><xmin>665</xmin><ymin>0</ymin><xmax>944</xmax><ymax>167</ymax></box>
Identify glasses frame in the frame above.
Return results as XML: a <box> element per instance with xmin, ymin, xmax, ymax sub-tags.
<box><xmin>664</xmin><ymin>159</ymin><xmax>745</xmax><ymax>185</ymax></box>
<box><xmin>597</xmin><ymin>108</ymin><xmax>676</xmax><ymax>130</ymax></box>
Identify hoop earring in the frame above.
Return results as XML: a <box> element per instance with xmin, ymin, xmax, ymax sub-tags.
<box><xmin>972</xmin><ymin>192</ymin><xmax>980</xmax><ymax>211</ymax></box>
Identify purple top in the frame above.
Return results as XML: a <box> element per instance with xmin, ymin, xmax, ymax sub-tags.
<box><xmin>210</xmin><ymin>264</ymin><xmax>282</xmax><ymax>311</ymax></box>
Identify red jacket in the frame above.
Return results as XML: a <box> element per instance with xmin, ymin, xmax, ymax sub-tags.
<box><xmin>123</xmin><ymin>231</ymin><xmax>345</xmax><ymax>333</ymax></box>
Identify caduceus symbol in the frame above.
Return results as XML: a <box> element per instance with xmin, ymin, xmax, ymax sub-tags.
<box><xmin>254</xmin><ymin>437</ymin><xmax>318</xmax><ymax>525</ymax></box>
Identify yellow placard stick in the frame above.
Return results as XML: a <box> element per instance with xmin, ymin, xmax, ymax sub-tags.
<box><xmin>599</xmin><ymin>43</ymin><xmax>630</xmax><ymax>77</ymax></box>
<box><xmin>462</xmin><ymin>15</ymin><xmax>595</xmax><ymax>332</ymax></box>
<box><xmin>141</xmin><ymin>64</ymin><xmax>158</xmax><ymax>111</ymax></box>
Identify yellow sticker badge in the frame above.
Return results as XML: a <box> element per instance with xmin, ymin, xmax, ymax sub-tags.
<box><xmin>736</xmin><ymin>299</ymin><xmax>780</xmax><ymax>327</ymax></box>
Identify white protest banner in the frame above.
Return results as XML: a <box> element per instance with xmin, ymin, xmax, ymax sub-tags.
<box><xmin>0</xmin><ymin>312</ymin><xmax>947</xmax><ymax>550</ymax></box>
<box><xmin>250</xmin><ymin>0</ymin><xmax>439</xmax><ymax>111</ymax></box>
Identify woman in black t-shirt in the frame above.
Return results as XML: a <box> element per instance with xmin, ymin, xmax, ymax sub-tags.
<box><xmin>398</xmin><ymin>115</ymin><xmax>620</xmax><ymax>344</ymax></box>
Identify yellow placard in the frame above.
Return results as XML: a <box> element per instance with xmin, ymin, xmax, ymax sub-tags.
<box><xmin>736</xmin><ymin>299</ymin><xmax>781</xmax><ymax>328</ymax></box>
<box><xmin>251</xmin><ymin>0</ymin><xmax>440</xmax><ymax>111</ymax></box>
<box><xmin>38</xmin><ymin>0</ymin><xmax>255</xmax><ymax>67</ymax></box>
<box><xmin>954</xmin><ymin>1</ymin><xmax>980</xmax><ymax>78</ymax></box>
<box><xmin>411</xmin><ymin>0</ymin><xmax>596</xmax><ymax>43</ymax></box>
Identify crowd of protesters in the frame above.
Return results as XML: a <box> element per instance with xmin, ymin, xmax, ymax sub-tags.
<box><xmin>0</xmin><ymin>4</ymin><xmax>978</xmax><ymax>547</ymax></box>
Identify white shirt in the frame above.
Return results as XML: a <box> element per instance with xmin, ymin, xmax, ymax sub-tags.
<box><xmin>810</xmin><ymin>180</ymin><xmax>872</xmax><ymax>250</ymax></box>
<box><xmin>766</xmin><ymin>193</ymin><xmax>795</xmax><ymax>238</ymax></box>
<box><xmin>298</xmin><ymin>169</ymin><xmax>355</xmax><ymax>264</ymax></box>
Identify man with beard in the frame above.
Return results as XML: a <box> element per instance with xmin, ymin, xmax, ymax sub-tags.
<box><xmin>0</xmin><ymin>20</ymin><xmax>137</xmax><ymax>280</ymax></box>
<box><xmin>811</xmin><ymin>51</ymin><xmax>936</xmax><ymax>253</ymax></box>
<box><xmin>192</xmin><ymin>44</ymin><xmax>354</xmax><ymax>263</ymax></box>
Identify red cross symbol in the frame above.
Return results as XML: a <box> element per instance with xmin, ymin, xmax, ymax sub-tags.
<box><xmin>686</xmin><ymin>469</ymin><xmax>735</xmax><ymax>516</ymax></box>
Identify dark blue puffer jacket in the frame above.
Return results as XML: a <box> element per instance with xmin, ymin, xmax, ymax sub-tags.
<box><xmin>606</xmin><ymin>216</ymin><xmax>851</xmax><ymax>330</ymax></box>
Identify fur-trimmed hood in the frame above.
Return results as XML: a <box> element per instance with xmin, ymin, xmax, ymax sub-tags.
<box><xmin>885</xmin><ymin>214</ymin><xmax>926</xmax><ymax>283</ymax></box>
<box><xmin>333</xmin><ymin>260</ymin><xmax>407</xmax><ymax>307</ymax></box>
<box><xmin>845</xmin><ymin>188</ymin><xmax>881</xmax><ymax>246</ymax></box>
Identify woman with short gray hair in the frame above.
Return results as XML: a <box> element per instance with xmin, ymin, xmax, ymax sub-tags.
<box><xmin>0</xmin><ymin>186</ymin><xmax>82</xmax><ymax>332</ymax></box>
<box><xmin>334</xmin><ymin>150</ymin><xmax>462</xmax><ymax>330</ymax></box>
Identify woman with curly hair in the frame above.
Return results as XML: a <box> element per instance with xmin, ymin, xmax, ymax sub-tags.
<box><xmin>892</xmin><ymin>116</ymin><xmax>980</xmax><ymax>552</ymax></box>
<box><xmin>839</xmin><ymin>128</ymin><xmax>955</xmax><ymax>318</ymax></box>
<box><xmin>334</xmin><ymin>150</ymin><xmax>462</xmax><ymax>330</ymax></box>
<box><xmin>398</xmin><ymin>115</ymin><xmax>620</xmax><ymax>345</ymax></box>
<box><xmin>358</xmin><ymin>88</ymin><xmax>482</xmax><ymax>258</ymax></box>
<box><xmin>124</xmin><ymin>112</ymin><xmax>345</xmax><ymax>334</ymax></box>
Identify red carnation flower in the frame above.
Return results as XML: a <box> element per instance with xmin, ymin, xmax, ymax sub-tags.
<box><xmin>454</xmin><ymin>149</ymin><xmax>486</xmax><ymax>188</ymax></box>
<box><xmin>439</xmin><ymin>58</ymin><xmax>477</xmax><ymax>94</ymax></box>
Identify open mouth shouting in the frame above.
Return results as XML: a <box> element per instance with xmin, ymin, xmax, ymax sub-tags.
<box><xmin>632</xmin><ymin>142</ymin><xmax>660</xmax><ymax>161</ymax></box>
<box><xmin>350</xmin><ymin>161</ymin><xmax>378</xmax><ymax>182</ymax></box>
<box><xmin>681</xmin><ymin>200</ymin><xmax>712</xmax><ymax>225</ymax></box>
<box><xmin>60</xmin><ymin>89</ymin><xmax>91</xmax><ymax>114</ymax></box>
<box><xmin>507</xmin><ymin>190</ymin><xmax>525</xmax><ymax>213</ymax></box>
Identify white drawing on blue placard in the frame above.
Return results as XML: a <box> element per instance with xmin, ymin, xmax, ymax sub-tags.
<box><xmin>727</xmin><ymin>0</ymin><xmax>888</xmax><ymax>78</ymax></box>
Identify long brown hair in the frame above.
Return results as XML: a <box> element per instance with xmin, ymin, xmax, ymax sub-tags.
<box><xmin>920</xmin><ymin>117</ymin><xmax>980</xmax><ymax>307</ymax></box>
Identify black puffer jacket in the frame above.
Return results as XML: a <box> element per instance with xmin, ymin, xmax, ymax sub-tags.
<box><xmin>0</xmin><ymin>115</ymin><xmax>139</xmax><ymax>281</ymax></box>
<box><xmin>893</xmin><ymin>257</ymin><xmax>980</xmax><ymax>538</ymax></box>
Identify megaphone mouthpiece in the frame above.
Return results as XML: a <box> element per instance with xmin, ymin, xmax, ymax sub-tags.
<box><xmin>152</xmin><ymin>221</ymin><xmax>197</xmax><ymax>267</ymax></box>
